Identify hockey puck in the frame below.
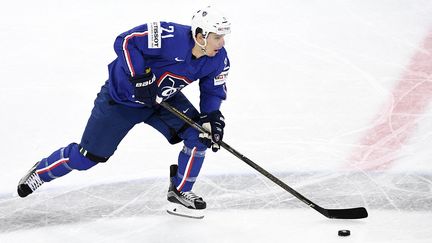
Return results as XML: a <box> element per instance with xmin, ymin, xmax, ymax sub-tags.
<box><xmin>338</xmin><ymin>230</ymin><xmax>350</xmax><ymax>237</ymax></box>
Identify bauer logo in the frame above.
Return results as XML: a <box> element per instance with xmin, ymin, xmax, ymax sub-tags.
<box><xmin>148</xmin><ymin>22</ymin><xmax>161</xmax><ymax>49</ymax></box>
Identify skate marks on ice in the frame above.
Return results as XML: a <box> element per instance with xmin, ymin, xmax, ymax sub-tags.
<box><xmin>200</xmin><ymin>172</ymin><xmax>432</xmax><ymax>212</ymax></box>
<box><xmin>0</xmin><ymin>178</ymin><xmax>168</xmax><ymax>233</ymax></box>
<box><xmin>1</xmin><ymin>172</ymin><xmax>431</xmax><ymax>233</ymax></box>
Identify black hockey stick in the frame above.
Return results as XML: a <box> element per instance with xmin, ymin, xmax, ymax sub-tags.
<box><xmin>160</xmin><ymin>102</ymin><xmax>368</xmax><ymax>219</ymax></box>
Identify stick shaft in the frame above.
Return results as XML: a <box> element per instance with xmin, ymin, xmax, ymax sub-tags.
<box><xmin>160</xmin><ymin>102</ymin><xmax>368</xmax><ymax>219</ymax></box>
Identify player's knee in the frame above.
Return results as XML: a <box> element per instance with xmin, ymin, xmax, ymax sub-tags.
<box><xmin>64</xmin><ymin>143</ymin><xmax>109</xmax><ymax>171</ymax></box>
<box><xmin>184</xmin><ymin>138</ymin><xmax>208</xmax><ymax>151</ymax></box>
<box><xmin>180</xmin><ymin>145</ymin><xmax>207</xmax><ymax>159</ymax></box>
<box><xmin>182</xmin><ymin>127</ymin><xmax>208</xmax><ymax>151</ymax></box>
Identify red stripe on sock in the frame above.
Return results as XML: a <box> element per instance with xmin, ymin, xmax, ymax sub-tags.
<box><xmin>36</xmin><ymin>159</ymin><xmax>69</xmax><ymax>174</ymax></box>
<box><xmin>178</xmin><ymin>148</ymin><xmax>197</xmax><ymax>191</ymax></box>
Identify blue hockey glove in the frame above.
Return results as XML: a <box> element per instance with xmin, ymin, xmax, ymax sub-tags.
<box><xmin>129</xmin><ymin>67</ymin><xmax>157</xmax><ymax>105</ymax></box>
<box><xmin>199</xmin><ymin>110</ymin><xmax>225</xmax><ymax>152</ymax></box>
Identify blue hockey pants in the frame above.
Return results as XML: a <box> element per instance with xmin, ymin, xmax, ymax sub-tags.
<box><xmin>35</xmin><ymin>82</ymin><xmax>208</xmax><ymax>192</ymax></box>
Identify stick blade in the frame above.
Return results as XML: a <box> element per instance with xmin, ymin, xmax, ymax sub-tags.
<box><xmin>319</xmin><ymin>207</ymin><xmax>368</xmax><ymax>219</ymax></box>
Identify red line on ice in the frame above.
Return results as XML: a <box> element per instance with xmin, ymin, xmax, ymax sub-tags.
<box><xmin>348</xmin><ymin>30</ymin><xmax>432</xmax><ymax>170</ymax></box>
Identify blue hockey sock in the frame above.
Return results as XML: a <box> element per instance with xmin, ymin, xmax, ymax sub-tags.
<box><xmin>174</xmin><ymin>146</ymin><xmax>206</xmax><ymax>192</ymax></box>
<box><xmin>36</xmin><ymin>143</ymin><xmax>98</xmax><ymax>182</ymax></box>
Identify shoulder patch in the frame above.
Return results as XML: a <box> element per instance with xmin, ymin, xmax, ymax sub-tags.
<box><xmin>148</xmin><ymin>22</ymin><xmax>161</xmax><ymax>49</ymax></box>
<box><xmin>214</xmin><ymin>57</ymin><xmax>230</xmax><ymax>85</ymax></box>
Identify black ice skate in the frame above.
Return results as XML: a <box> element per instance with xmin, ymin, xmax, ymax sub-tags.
<box><xmin>17</xmin><ymin>162</ymin><xmax>44</xmax><ymax>198</ymax></box>
<box><xmin>166</xmin><ymin>164</ymin><xmax>206</xmax><ymax>219</ymax></box>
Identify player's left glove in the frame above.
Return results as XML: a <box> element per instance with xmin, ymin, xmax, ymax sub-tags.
<box><xmin>199</xmin><ymin>110</ymin><xmax>225</xmax><ymax>152</ymax></box>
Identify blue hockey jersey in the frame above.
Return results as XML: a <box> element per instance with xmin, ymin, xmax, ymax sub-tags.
<box><xmin>107</xmin><ymin>21</ymin><xmax>230</xmax><ymax>113</ymax></box>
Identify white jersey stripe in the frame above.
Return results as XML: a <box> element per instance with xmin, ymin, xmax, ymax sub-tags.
<box><xmin>122</xmin><ymin>31</ymin><xmax>148</xmax><ymax>77</ymax></box>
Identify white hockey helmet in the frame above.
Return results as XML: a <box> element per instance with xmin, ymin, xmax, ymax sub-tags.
<box><xmin>191</xmin><ymin>6</ymin><xmax>231</xmax><ymax>39</ymax></box>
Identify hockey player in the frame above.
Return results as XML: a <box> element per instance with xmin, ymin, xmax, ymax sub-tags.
<box><xmin>17</xmin><ymin>6</ymin><xmax>231</xmax><ymax>218</ymax></box>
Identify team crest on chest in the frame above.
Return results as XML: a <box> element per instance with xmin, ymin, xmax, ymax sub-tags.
<box><xmin>157</xmin><ymin>72</ymin><xmax>192</xmax><ymax>100</ymax></box>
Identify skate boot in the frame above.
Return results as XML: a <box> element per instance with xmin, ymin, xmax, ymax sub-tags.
<box><xmin>17</xmin><ymin>162</ymin><xmax>44</xmax><ymax>198</ymax></box>
<box><xmin>166</xmin><ymin>164</ymin><xmax>206</xmax><ymax>219</ymax></box>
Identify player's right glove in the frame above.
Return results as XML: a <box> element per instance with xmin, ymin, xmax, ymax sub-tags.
<box><xmin>199</xmin><ymin>110</ymin><xmax>225</xmax><ymax>152</ymax></box>
<box><xmin>129</xmin><ymin>67</ymin><xmax>157</xmax><ymax>105</ymax></box>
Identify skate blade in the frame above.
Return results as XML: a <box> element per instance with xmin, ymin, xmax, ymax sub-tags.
<box><xmin>166</xmin><ymin>203</ymin><xmax>205</xmax><ymax>219</ymax></box>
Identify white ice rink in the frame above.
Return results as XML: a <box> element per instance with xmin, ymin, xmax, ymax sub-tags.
<box><xmin>1</xmin><ymin>0</ymin><xmax>432</xmax><ymax>242</ymax></box>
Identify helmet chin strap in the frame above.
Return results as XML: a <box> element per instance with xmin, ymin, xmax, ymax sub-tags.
<box><xmin>193</xmin><ymin>34</ymin><xmax>208</xmax><ymax>55</ymax></box>
<box><xmin>199</xmin><ymin>39</ymin><xmax>208</xmax><ymax>55</ymax></box>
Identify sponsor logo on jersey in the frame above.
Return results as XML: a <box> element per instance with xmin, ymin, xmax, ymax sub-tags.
<box><xmin>148</xmin><ymin>22</ymin><xmax>161</xmax><ymax>49</ymax></box>
<box><xmin>215</xmin><ymin>58</ymin><xmax>230</xmax><ymax>85</ymax></box>
<box><xmin>214</xmin><ymin>70</ymin><xmax>228</xmax><ymax>86</ymax></box>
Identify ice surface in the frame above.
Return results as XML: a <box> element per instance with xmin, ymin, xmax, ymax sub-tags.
<box><xmin>1</xmin><ymin>0</ymin><xmax>432</xmax><ymax>242</ymax></box>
